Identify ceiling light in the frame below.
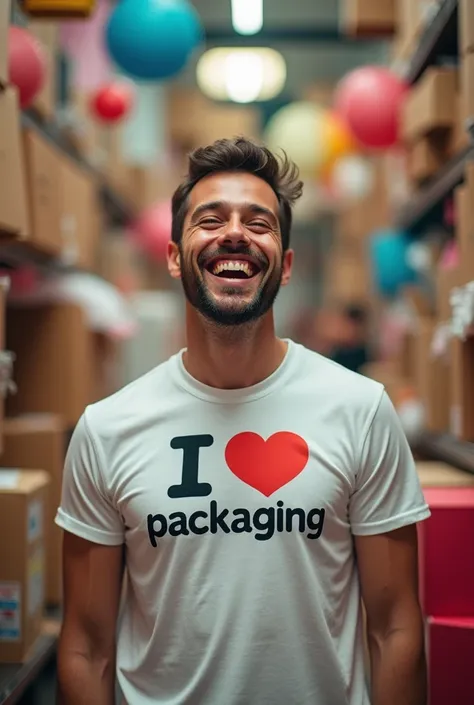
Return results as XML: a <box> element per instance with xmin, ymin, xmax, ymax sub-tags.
<box><xmin>231</xmin><ymin>0</ymin><xmax>263</xmax><ymax>36</ymax></box>
<box><xmin>196</xmin><ymin>48</ymin><xmax>286</xmax><ymax>104</ymax></box>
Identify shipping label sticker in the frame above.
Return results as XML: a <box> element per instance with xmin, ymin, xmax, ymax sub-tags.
<box><xmin>0</xmin><ymin>582</ymin><xmax>21</xmax><ymax>642</ymax></box>
<box><xmin>27</xmin><ymin>499</ymin><xmax>43</xmax><ymax>543</ymax></box>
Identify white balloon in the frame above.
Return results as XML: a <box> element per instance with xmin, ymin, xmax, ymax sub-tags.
<box><xmin>264</xmin><ymin>101</ymin><xmax>329</xmax><ymax>176</ymax></box>
<box><xmin>332</xmin><ymin>156</ymin><xmax>374</xmax><ymax>202</ymax></box>
<box><xmin>406</xmin><ymin>242</ymin><xmax>432</xmax><ymax>273</ymax></box>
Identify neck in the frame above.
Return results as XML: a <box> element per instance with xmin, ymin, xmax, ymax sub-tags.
<box><xmin>183</xmin><ymin>305</ymin><xmax>287</xmax><ymax>389</ymax></box>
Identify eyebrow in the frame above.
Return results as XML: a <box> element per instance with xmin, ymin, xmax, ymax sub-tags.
<box><xmin>190</xmin><ymin>201</ymin><xmax>278</xmax><ymax>225</ymax></box>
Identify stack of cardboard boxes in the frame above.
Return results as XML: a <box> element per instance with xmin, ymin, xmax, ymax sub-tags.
<box><xmin>402</xmin><ymin>66</ymin><xmax>466</xmax><ymax>186</ymax></box>
<box><xmin>0</xmin><ymin>5</ymin><xmax>125</xmax><ymax>664</ymax></box>
<box><xmin>416</xmin><ymin>462</ymin><xmax>474</xmax><ymax>705</ymax></box>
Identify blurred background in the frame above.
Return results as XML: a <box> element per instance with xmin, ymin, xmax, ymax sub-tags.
<box><xmin>0</xmin><ymin>1</ymin><xmax>473</xmax><ymax>703</ymax></box>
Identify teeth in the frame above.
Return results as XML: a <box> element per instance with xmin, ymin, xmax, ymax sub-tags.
<box><xmin>212</xmin><ymin>261</ymin><xmax>253</xmax><ymax>277</ymax></box>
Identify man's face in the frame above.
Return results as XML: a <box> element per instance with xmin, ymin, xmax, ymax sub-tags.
<box><xmin>168</xmin><ymin>172</ymin><xmax>293</xmax><ymax>326</ymax></box>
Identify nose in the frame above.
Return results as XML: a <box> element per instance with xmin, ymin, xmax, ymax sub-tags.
<box><xmin>217</xmin><ymin>214</ymin><xmax>250</xmax><ymax>248</ymax></box>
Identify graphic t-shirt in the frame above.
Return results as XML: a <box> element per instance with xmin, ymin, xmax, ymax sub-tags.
<box><xmin>56</xmin><ymin>340</ymin><xmax>430</xmax><ymax>705</ymax></box>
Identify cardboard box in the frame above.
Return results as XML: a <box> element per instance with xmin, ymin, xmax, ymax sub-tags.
<box><xmin>459</xmin><ymin>0</ymin><xmax>474</xmax><ymax>55</ymax></box>
<box><xmin>455</xmin><ymin>172</ymin><xmax>474</xmax><ymax>283</ymax></box>
<box><xmin>402</xmin><ymin>67</ymin><xmax>458</xmax><ymax>144</ymax></box>
<box><xmin>418</xmin><ymin>487</ymin><xmax>474</xmax><ymax>617</ymax></box>
<box><xmin>414</xmin><ymin>318</ymin><xmax>450</xmax><ymax>433</ymax></box>
<box><xmin>0</xmin><ymin>88</ymin><xmax>30</xmax><ymax>239</ymax></box>
<box><xmin>28</xmin><ymin>21</ymin><xmax>58</xmax><ymax>119</ymax></box>
<box><xmin>23</xmin><ymin>128</ymin><xmax>63</xmax><ymax>254</ymax></box>
<box><xmin>1</xmin><ymin>415</ymin><xmax>66</xmax><ymax>605</ymax></box>
<box><xmin>428</xmin><ymin>617</ymin><xmax>474</xmax><ymax>705</ymax></box>
<box><xmin>60</xmin><ymin>157</ymin><xmax>100</xmax><ymax>270</ymax></box>
<box><xmin>450</xmin><ymin>336</ymin><xmax>474</xmax><ymax>442</ymax></box>
<box><xmin>435</xmin><ymin>265</ymin><xmax>462</xmax><ymax>321</ymax></box>
<box><xmin>460</xmin><ymin>53</ymin><xmax>474</xmax><ymax>125</ymax></box>
<box><xmin>0</xmin><ymin>469</ymin><xmax>50</xmax><ymax>662</ymax></box>
<box><xmin>0</xmin><ymin>276</ymin><xmax>10</xmax><ymax>455</ymax></box>
<box><xmin>408</xmin><ymin>132</ymin><xmax>452</xmax><ymax>184</ymax></box>
<box><xmin>417</xmin><ymin>461</ymin><xmax>474</xmax><ymax>487</ymax></box>
<box><xmin>0</xmin><ymin>0</ymin><xmax>10</xmax><ymax>87</ymax></box>
<box><xmin>6</xmin><ymin>304</ymin><xmax>99</xmax><ymax>427</ymax></box>
<box><xmin>343</xmin><ymin>0</ymin><xmax>396</xmax><ymax>37</ymax></box>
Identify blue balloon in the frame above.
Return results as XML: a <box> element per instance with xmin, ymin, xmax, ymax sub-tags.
<box><xmin>106</xmin><ymin>0</ymin><xmax>203</xmax><ymax>82</ymax></box>
<box><xmin>369</xmin><ymin>230</ymin><xmax>417</xmax><ymax>298</ymax></box>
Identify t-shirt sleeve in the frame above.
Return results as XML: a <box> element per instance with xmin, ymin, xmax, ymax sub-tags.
<box><xmin>55</xmin><ymin>410</ymin><xmax>125</xmax><ymax>546</ymax></box>
<box><xmin>349</xmin><ymin>389</ymin><xmax>431</xmax><ymax>536</ymax></box>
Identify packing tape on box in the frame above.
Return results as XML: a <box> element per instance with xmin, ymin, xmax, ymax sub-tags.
<box><xmin>0</xmin><ymin>351</ymin><xmax>17</xmax><ymax>399</ymax></box>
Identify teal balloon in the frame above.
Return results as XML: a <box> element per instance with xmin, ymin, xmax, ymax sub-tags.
<box><xmin>370</xmin><ymin>230</ymin><xmax>417</xmax><ymax>298</ymax></box>
<box><xmin>106</xmin><ymin>0</ymin><xmax>203</xmax><ymax>81</ymax></box>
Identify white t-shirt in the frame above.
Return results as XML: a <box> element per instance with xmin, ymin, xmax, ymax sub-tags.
<box><xmin>56</xmin><ymin>340</ymin><xmax>430</xmax><ymax>705</ymax></box>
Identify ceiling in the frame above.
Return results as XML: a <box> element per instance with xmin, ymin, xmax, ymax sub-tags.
<box><xmin>176</xmin><ymin>0</ymin><xmax>390</xmax><ymax>97</ymax></box>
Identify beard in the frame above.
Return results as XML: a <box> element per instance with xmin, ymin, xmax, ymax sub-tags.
<box><xmin>179</xmin><ymin>244</ymin><xmax>283</xmax><ymax>327</ymax></box>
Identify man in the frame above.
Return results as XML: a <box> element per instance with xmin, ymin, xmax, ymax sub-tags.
<box><xmin>329</xmin><ymin>304</ymin><xmax>371</xmax><ymax>373</ymax></box>
<box><xmin>56</xmin><ymin>137</ymin><xmax>430</xmax><ymax>705</ymax></box>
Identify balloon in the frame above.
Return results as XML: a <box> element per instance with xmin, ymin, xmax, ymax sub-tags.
<box><xmin>8</xmin><ymin>26</ymin><xmax>46</xmax><ymax>109</ymax></box>
<box><xmin>130</xmin><ymin>201</ymin><xmax>172</xmax><ymax>262</ymax></box>
<box><xmin>60</xmin><ymin>0</ymin><xmax>113</xmax><ymax>91</ymax></box>
<box><xmin>264</xmin><ymin>102</ymin><xmax>330</xmax><ymax>177</ymax></box>
<box><xmin>331</xmin><ymin>155</ymin><xmax>375</xmax><ymax>202</ymax></box>
<box><xmin>90</xmin><ymin>81</ymin><xmax>134</xmax><ymax>123</ymax></box>
<box><xmin>440</xmin><ymin>240</ymin><xmax>459</xmax><ymax>270</ymax></box>
<box><xmin>334</xmin><ymin>66</ymin><xmax>408</xmax><ymax>150</ymax></box>
<box><xmin>105</xmin><ymin>0</ymin><xmax>203</xmax><ymax>81</ymax></box>
<box><xmin>320</xmin><ymin>112</ymin><xmax>356</xmax><ymax>175</ymax></box>
<box><xmin>370</xmin><ymin>230</ymin><xmax>417</xmax><ymax>298</ymax></box>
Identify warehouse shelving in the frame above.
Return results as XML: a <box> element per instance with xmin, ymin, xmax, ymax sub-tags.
<box><xmin>402</xmin><ymin>0</ymin><xmax>458</xmax><ymax>85</ymax></box>
<box><xmin>415</xmin><ymin>431</ymin><xmax>474</xmax><ymax>474</ymax></box>
<box><xmin>395</xmin><ymin>144</ymin><xmax>474</xmax><ymax>231</ymax></box>
<box><xmin>0</xmin><ymin>611</ymin><xmax>60</xmax><ymax>705</ymax></box>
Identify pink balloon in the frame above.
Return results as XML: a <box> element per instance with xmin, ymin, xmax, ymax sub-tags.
<box><xmin>440</xmin><ymin>240</ymin><xmax>459</xmax><ymax>271</ymax></box>
<box><xmin>60</xmin><ymin>0</ymin><xmax>113</xmax><ymax>90</ymax></box>
<box><xmin>131</xmin><ymin>201</ymin><xmax>172</xmax><ymax>262</ymax></box>
<box><xmin>334</xmin><ymin>66</ymin><xmax>408</xmax><ymax>150</ymax></box>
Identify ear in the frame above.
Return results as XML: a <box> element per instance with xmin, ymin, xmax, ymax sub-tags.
<box><xmin>281</xmin><ymin>248</ymin><xmax>294</xmax><ymax>287</ymax></box>
<box><xmin>167</xmin><ymin>241</ymin><xmax>181</xmax><ymax>279</ymax></box>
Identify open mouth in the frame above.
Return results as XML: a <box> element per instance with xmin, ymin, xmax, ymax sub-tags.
<box><xmin>205</xmin><ymin>257</ymin><xmax>262</xmax><ymax>280</ymax></box>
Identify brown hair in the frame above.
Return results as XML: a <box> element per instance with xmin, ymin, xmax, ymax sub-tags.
<box><xmin>171</xmin><ymin>136</ymin><xmax>303</xmax><ymax>251</ymax></box>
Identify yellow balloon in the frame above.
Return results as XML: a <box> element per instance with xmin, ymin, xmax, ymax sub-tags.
<box><xmin>319</xmin><ymin>113</ymin><xmax>356</xmax><ymax>178</ymax></box>
<box><xmin>264</xmin><ymin>101</ymin><xmax>331</xmax><ymax>178</ymax></box>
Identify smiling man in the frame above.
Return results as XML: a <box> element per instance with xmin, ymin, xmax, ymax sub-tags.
<box><xmin>56</xmin><ymin>137</ymin><xmax>430</xmax><ymax>705</ymax></box>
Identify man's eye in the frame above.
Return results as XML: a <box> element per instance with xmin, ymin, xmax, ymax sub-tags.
<box><xmin>249</xmin><ymin>221</ymin><xmax>268</xmax><ymax>229</ymax></box>
<box><xmin>200</xmin><ymin>218</ymin><xmax>221</xmax><ymax>225</ymax></box>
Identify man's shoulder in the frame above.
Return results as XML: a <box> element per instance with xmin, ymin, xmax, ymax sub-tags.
<box><xmin>84</xmin><ymin>355</ymin><xmax>178</xmax><ymax>435</ymax></box>
<box><xmin>294</xmin><ymin>343</ymin><xmax>384</xmax><ymax>409</ymax></box>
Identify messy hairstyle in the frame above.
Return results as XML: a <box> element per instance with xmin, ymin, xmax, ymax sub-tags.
<box><xmin>171</xmin><ymin>136</ymin><xmax>303</xmax><ymax>251</ymax></box>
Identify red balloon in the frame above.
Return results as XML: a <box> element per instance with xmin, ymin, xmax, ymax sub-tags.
<box><xmin>8</xmin><ymin>27</ymin><xmax>46</xmax><ymax>109</ymax></box>
<box><xmin>90</xmin><ymin>81</ymin><xmax>134</xmax><ymax>123</ymax></box>
<box><xmin>334</xmin><ymin>66</ymin><xmax>408</xmax><ymax>150</ymax></box>
<box><xmin>130</xmin><ymin>201</ymin><xmax>172</xmax><ymax>262</ymax></box>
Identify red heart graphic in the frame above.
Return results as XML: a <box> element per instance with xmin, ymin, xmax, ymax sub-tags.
<box><xmin>225</xmin><ymin>432</ymin><xmax>309</xmax><ymax>497</ymax></box>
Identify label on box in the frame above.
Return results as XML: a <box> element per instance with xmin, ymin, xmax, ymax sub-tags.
<box><xmin>28</xmin><ymin>547</ymin><xmax>44</xmax><ymax>618</ymax></box>
<box><xmin>0</xmin><ymin>583</ymin><xmax>21</xmax><ymax>641</ymax></box>
<box><xmin>27</xmin><ymin>499</ymin><xmax>43</xmax><ymax>543</ymax></box>
<box><xmin>0</xmin><ymin>470</ymin><xmax>20</xmax><ymax>489</ymax></box>
<box><xmin>450</xmin><ymin>405</ymin><xmax>462</xmax><ymax>437</ymax></box>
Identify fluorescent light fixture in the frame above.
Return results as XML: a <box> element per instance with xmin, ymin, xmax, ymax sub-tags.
<box><xmin>231</xmin><ymin>0</ymin><xmax>263</xmax><ymax>35</ymax></box>
<box><xmin>224</xmin><ymin>53</ymin><xmax>264</xmax><ymax>103</ymax></box>
<box><xmin>196</xmin><ymin>48</ymin><xmax>286</xmax><ymax>103</ymax></box>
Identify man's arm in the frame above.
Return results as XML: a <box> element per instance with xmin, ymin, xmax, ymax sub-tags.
<box><xmin>355</xmin><ymin>525</ymin><xmax>427</xmax><ymax>705</ymax></box>
<box><xmin>57</xmin><ymin>532</ymin><xmax>124</xmax><ymax>705</ymax></box>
